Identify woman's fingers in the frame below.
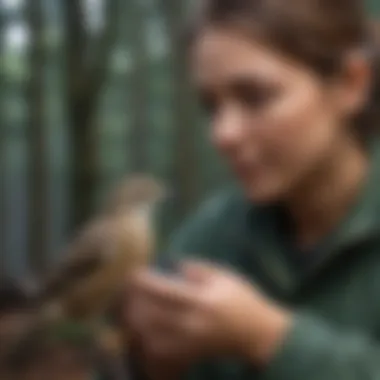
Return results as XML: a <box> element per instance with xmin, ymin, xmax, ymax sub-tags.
<box><xmin>128</xmin><ymin>269</ymin><xmax>197</xmax><ymax>307</ymax></box>
<box><xmin>124</xmin><ymin>268</ymin><xmax>207</xmax><ymax>352</ymax></box>
<box><xmin>126</xmin><ymin>291</ymin><xmax>189</xmax><ymax>335</ymax></box>
<box><xmin>127</xmin><ymin>300</ymin><xmax>196</xmax><ymax>361</ymax></box>
<box><xmin>179</xmin><ymin>260</ymin><xmax>220</xmax><ymax>282</ymax></box>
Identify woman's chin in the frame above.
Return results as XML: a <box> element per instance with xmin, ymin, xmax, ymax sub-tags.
<box><xmin>242</xmin><ymin>179</ymin><xmax>284</xmax><ymax>205</ymax></box>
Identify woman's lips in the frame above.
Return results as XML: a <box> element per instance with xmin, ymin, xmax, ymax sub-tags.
<box><xmin>234</xmin><ymin>162</ymin><xmax>260</xmax><ymax>181</ymax></box>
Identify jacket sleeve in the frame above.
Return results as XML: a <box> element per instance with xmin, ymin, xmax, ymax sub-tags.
<box><xmin>260</xmin><ymin>312</ymin><xmax>380</xmax><ymax>380</ymax></box>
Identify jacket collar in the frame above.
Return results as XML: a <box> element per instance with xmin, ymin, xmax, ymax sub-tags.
<box><xmin>245</xmin><ymin>139</ymin><xmax>380</xmax><ymax>297</ymax></box>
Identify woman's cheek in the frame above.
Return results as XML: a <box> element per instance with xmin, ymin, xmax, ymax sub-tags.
<box><xmin>263</xmin><ymin>89</ymin><xmax>325</xmax><ymax>165</ymax></box>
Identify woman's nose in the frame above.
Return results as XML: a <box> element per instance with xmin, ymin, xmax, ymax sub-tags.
<box><xmin>211</xmin><ymin>107</ymin><xmax>245</xmax><ymax>153</ymax></box>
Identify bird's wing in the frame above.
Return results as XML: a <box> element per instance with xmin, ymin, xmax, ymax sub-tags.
<box><xmin>42</xmin><ymin>218</ymin><xmax>112</xmax><ymax>300</ymax></box>
<box><xmin>41</xmin><ymin>203</ymin><xmax>155</xmax><ymax>319</ymax></box>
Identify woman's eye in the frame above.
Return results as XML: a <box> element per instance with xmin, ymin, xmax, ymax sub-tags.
<box><xmin>233</xmin><ymin>82</ymin><xmax>279</xmax><ymax>109</ymax></box>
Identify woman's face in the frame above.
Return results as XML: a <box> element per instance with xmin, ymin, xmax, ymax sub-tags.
<box><xmin>191</xmin><ymin>28</ymin><xmax>365</xmax><ymax>203</ymax></box>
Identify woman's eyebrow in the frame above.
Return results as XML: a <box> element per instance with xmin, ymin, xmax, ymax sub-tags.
<box><xmin>227</xmin><ymin>72</ymin><xmax>277</xmax><ymax>87</ymax></box>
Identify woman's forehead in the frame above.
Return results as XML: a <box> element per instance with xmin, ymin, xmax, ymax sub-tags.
<box><xmin>190</xmin><ymin>28</ymin><xmax>313</xmax><ymax>89</ymax></box>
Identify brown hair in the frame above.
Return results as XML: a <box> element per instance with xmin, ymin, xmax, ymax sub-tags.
<box><xmin>187</xmin><ymin>0</ymin><xmax>380</xmax><ymax>141</ymax></box>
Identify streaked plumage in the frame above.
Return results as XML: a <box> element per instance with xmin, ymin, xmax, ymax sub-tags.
<box><xmin>41</xmin><ymin>175</ymin><xmax>166</xmax><ymax>321</ymax></box>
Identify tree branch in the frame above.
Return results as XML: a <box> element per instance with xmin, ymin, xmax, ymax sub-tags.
<box><xmin>26</xmin><ymin>0</ymin><xmax>49</xmax><ymax>274</ymax></box>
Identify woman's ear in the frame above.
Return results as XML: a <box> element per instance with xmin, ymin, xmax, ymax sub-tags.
<box><xmin>334</xmin><ymin>50</ymin><xmax>372</xmax><ymax>119</ymax></box>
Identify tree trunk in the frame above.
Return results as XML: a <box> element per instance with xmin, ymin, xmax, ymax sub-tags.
<box><xmin>127</xmin><ymin>0</ymin><xmax>149</xmax><ymax>173</ymax></box>
<box><xmin>0</xmin><ymin>6</ymin><xmax>6</xmax><ymax>276</ymax></box>
<box><xmin>159</xmin><ymin>0</ymin><xmax>199</xmax><ymax>222</ymax></box>
<box><xmin>63</xmin><ymin>0</ymin><xmax>120</xmax><ymax>231</ymax></box>
<box><xmin>26</xmin><ymin>0</ymin><xmax>49</xmax><ymax>274</ymax></box>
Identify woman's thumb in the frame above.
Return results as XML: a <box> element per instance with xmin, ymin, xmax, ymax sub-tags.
<box><xmin>179</xmin><ymin>260</ymin><xmax>217</xmax><ymax>283</ymax></box>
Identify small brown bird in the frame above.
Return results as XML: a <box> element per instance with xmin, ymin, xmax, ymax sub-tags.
<box><xmin>41</xmin><ymin>174</ymin><xmax>166</xmax><ymax>322</ymax></box>
<box><xmin>3</xmin><ymin>175</ymin><xmax>167</xmax><ymax>377</ymax></box>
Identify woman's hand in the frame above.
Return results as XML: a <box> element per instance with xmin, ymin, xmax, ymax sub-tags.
<box><xmin>125</xmin><ymin>261</ymin><xmax>292</xmax><ymax>374</ymax></box>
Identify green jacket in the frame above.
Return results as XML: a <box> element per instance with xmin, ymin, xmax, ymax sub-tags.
<box><xmin>160</xmin><ymin>141</ymin><xmax>380</xmax><ymax>380</ymax></box>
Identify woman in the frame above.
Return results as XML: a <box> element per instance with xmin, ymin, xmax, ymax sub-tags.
<box><xmin>126</xmin><ymin>0</ymin><xmax>380</xmax><ymax>379</ymax></box>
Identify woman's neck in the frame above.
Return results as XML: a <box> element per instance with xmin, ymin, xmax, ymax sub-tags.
<box><xmin>285</xmin><ymin>137</ymin><xmax>370</xmax><ymax>250</ymax></box>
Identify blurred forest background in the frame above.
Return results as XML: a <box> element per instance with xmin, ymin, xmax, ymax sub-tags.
<box><xmin>0</xmin><ymin>0</ymin><xmax>379</xmax><ymax>279</ymax></box>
